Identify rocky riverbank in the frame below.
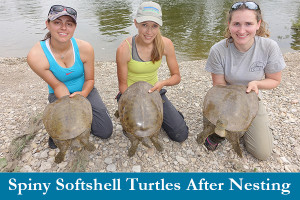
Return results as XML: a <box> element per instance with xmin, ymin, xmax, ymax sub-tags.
<box><xmin>0</xmin><ymin>52</ymin><xmax>299</xmax><ymax>172</ymax></box>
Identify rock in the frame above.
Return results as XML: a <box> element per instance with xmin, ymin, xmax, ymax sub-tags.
<box><xmin>49</xmin><ymin>150</ymin><xmax>56</xmax><ymax>156</ymax></box>
<box><xmin>291</xmin><ymin>99</ymin><xmax>299</xmax><ymax>104</ymax></box>
<box><xmin>176</xmin><ymin>156</ymin><xmax>188</xmax><ymax>165</ymax></box>
<box><xmin>146</xmin><ymin>148</ymin><xmax>155</xmax><ymax>157</ymax></box>
<box><xmin>107</xmin><ymin>164</ymin><xmax>116</xmax><ymax>172</ymax></box>
<box><xmin>132</xmin><ymin>165</ymin><xmax>141</xmax><ymax>172</ymax></box>
<box><xmin>122</xmin><ymin>161</ymin><xmax>128</xmax><ymax>167</ymax></box>
<box><xmin>294</xmin><ymin>146</ymin><xmax>300</xmax><ymax>156</ymax></box>
<box><xmin>119</xmin><ymin>143</ymin><xmax>127</xmax><ymax>148</ymax></box>
<box><xmin>284</xmin><ymin>165</ymin><xmax>298</xmax><ymax>172</ymax></box>
<box><xmin>280</xmin><ymin>157</ymin><xmax>290</xmax><ymax>163</ymax></box>
<box><xmin>20</xmin><ymin>165</ymin><xmax>33</xmax><ymax>172</ymax></box>
<box><xmin>40</xmin><ymin>150</ymin><xmax>48</xmax><ymax>159</ymax></box>
<box><xmin>163</xmin><ymin>137</ymin><xmax>170</xmax><ymax>143</ymax></box>
<box><xmin>40</xmin><ymin>161</ymin><xmax>52</xmax><ymax>171</ymax></box>
<box><xmin>104</xmin><ymin>157</ymin><xmax>113</xmax><ymax>165</ymax></box>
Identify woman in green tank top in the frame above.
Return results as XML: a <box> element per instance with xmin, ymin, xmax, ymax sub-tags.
<box><xmin>116</xmin><ymin>1</ymin><xmax>189</xmax><ymax>142</ymax></box>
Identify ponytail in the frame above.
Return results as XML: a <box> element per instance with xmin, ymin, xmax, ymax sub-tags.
<box><xmin>42</xmin><ymin>19</ymin><xmax>51</xmax><ymax>41</ymax></box>
<box><xmin>151</xmin><ymin>30</ymin><xmax>164</xmax><ymax>63</ymax></box>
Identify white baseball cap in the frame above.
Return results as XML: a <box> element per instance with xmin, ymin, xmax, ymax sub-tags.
<box><xmin>136</xmin><ymin>1</ymin><xmax>163</xmax><ymax>26</ymax></box>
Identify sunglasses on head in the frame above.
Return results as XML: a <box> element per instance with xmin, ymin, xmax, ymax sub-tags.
<box><xmin>48</xmin><ymin>5</ymin><xmax>77</xmax><ymax>17</ymax></box>
<box><xmin>230</xmin><ymin>1</ymin><xmax>260</xmax><ymax>12</ymax></box>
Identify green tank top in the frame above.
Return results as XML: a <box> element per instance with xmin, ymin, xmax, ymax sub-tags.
<box><xmin>125</xmin><ymin>39</ymin><xmax>162</xmax><ymax>86</ymax></box>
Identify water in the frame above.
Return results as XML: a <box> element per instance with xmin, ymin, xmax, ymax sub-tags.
<box><xmin>0</xmin><ymin>0</ymin><xmax>299</xmax><ymax>61</ymax></box>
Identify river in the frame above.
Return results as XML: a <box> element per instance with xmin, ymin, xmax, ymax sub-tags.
<box><xmin>0</xmin><ymin>0</ymin><xmax>299</xmax><ymax>61</ymax></box>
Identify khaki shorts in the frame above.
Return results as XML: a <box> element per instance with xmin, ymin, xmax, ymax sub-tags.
<box><xmin>243</xmin><ymin>101</ymin><xmax>273</xmax><ymax>160</ymax></box>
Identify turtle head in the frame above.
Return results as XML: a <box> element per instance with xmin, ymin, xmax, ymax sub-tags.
<box><xmin>215</xmin><ymin>119</ymin><xmax>228</xmax><ymax>137</ymax></box>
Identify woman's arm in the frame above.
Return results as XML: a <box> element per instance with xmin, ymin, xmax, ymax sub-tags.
<box><xmin>246</xmin><ymin>71</ymin><xmax>282</xmax><ymax>94</ymax></box>
<box><xmin>27</xmin><ymin>42</ymin><xmax>70</xmax><ymax>98</ymax></box>
<box><xmin>211</xmin><ymin>73</ymin><xmax>226</xmax><ymax>86</ymax></box>
<box><xmin>73</xmin><ymin>39</ymin><xmax>95</xmax><ymax>97</ymax></box>
<box><xmin>116</xmin><ymin>39</ymin><xmax>131</xmax><ymax>94</ymax></box>
<box><xmin>149</xmin><ymin>37</ymin><xmax>181</xmax><ymax>92</ymax></box>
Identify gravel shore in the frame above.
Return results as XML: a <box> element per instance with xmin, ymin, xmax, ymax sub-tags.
<box><xmin>0</xmin><ymin>52</ymin><xmax>299</xmax><ymax>172</ymax></box>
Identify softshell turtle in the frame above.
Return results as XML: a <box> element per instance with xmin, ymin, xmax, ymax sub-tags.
<box><xmin>196</xmin><ymin>85</ymin><xmax>259</xmax><ymax>157</ymax></box>
<box><xmin>117</xmin><ymin>81</ymin><xmax>163</xmax><ymax>157</ymax></box>
<box><xmin>43</xmin><ymin>94</ymin><xmax>95</xmax><ymax>163</ymax></box>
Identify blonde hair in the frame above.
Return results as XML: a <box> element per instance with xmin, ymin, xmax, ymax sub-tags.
<box><xmin>151</xmin><ymin>29</ymin><xmax>164</xmax><ymax>63</ymax></box>
<box><xmin>224</xmin><ymin>2</ymin><xmax>270</xmax><ymax>45</ymax></box>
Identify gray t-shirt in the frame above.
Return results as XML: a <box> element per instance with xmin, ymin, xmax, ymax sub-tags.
<box><xmin>205</xmin><ymin>36</ymin><xmax>286</xmax><ymax>86</ymax></box>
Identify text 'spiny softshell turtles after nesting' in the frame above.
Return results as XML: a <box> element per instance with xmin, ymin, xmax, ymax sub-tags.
<box><xmin>43</xmin><ymin>94</ymin><xmax>95</xmax><ymax>163</ymax></box>
<box><xmin>196</xmin><ymin>85</ymin><xmax>259</xmax><ymax>157</ymax></box>
<box><xmin>118</xmin><ymin>81</ymin><xmax>163</xmax><ymax>157</ymax></box>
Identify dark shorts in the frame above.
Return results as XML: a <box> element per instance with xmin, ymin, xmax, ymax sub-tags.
<box><xmin>48</xmin><ymin>88</ymin><xmax>113</xmax><ymax>139</ymax></box>
<box><xmin>160</xmin><ymin>89</ymin><xmax>189</xmax><ymax>142</ymax></box>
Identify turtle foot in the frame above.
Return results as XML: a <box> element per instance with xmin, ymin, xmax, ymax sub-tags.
<box><xmin>232</xmin><ymin>144</ymin><xmax>243</xmax><ymax>158</ymax></box>
<box><xmin>196</xmin><ymin>129</ymin><xmax>212</xmax><ymax>144</ymax></box>
<box><xmin>141</xmin><ymin>140</ymin><xmax>151</xmax><ymax>148</ymax></box>
<box><xmin>153</xmin><ymin>142</ymin><xmax>163</xmax><ymax>152</ymax></box>
<box><xmin>128</xmin><ymin>147</ymin><xmax>137</xmax><ymax>157</ymax></box>
<box><xmin>196</xmin><ymin>133</ymin><xmax>206</xmax><ymax>144</ymax></box>
<box><xmin>85</xmin><ymin>143</ymin><xmax>96</xmax><ymax>151</ymax></box>
<box><xmin>55</xmin><ymin>152</ymin><xmax>66</xmax><ymax>164</ymax></box>
<box><xmin>226</xmin><ymin>132</ymin><xmax>243</xmax><ymax>158</ymax></box>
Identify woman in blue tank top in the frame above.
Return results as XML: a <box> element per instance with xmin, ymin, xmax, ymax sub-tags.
<box><xmin>27</xmin><ymin>5</ymin><xmax>113</xmax><ymax>149</ymax></box>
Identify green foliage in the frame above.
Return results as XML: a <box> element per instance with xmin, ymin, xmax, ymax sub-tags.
<box><xmin>0</xmin><ymin>158</ymin><xmax>7</xmax><ymax>170</ymax></box>
<box><xmin>291</xmin><ymin>7</ymin><xmax>300</xmax><ymax>50</ymax></box>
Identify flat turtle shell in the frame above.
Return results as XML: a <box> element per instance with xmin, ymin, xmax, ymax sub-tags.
<box><xmin>118</xmin><ymin>81</ymin><xmax>163</xmax><ymax>137</ymax></box>
<box><xmin>43</xmin><ymin>95</ymin><xmax>93</xmax><ymax>140</ymax></box>
<box><xmin>203</xmin><ymin>85</ymin><xmax>259</xmax><ymax>132</ymax></box>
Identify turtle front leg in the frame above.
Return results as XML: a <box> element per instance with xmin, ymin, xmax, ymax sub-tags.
<box><xmin>196</xmin><ymin>117</ymin><xmax>214</xmax><ymax>144</ymax></box>
<box><xmin>226</xmin><ymin>131</ymin><xmax>243</xmax><ymax>157</ymax></box>
<box><xmin>150</xmin><ymin>131</ymin><xmax>163</xmax><ymax>152</ymax></box>
<box><xmin>54</xmin><ymin>139</ymin><xmax>71</xmax><ymax>164</ymax></box>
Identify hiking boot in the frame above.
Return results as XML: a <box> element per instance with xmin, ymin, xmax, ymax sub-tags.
<box><xmin>204</xmin><ymin>137</ymin><xmax>219</xmax><ymax>151</ymax></box>
<box><xmin>48</xmin><ymin>137</ymin><xmax>57</xmax><ymax>149</ymax></box>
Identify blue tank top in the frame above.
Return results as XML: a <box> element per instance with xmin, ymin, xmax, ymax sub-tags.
<box><xmin>40</xmin><ymin>38</ymin><xmax>84</xmax><ymax>94</ymax></box>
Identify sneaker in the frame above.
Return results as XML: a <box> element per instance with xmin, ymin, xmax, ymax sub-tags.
<box><xmin>204</xmin><ymin>137</ymin><xmax>219</xmax><ymax>151</ymax></box>
<box><xmin>122</xmin><ymin>130</ymin><xmax>129</xmax><ymax>138</ymax></box>
<box><xmin>48</xmin><ymin>137</ymin><xmax>57</xmax><ymax>149</ymax></box>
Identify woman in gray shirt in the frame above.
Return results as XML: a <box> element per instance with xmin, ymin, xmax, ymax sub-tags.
<box><xmin>204</xmin><ymin>1</ymin><xmax>286</xmax><ymax>160</ymax></box>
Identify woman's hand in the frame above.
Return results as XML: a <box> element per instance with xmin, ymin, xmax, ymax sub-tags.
<box><xmin>246</xmin><ymin>72</ymin><xmax>282</xmax><ymax>95</ymax></box>
<box><xmin>247</xmin><ymin>81</ymin><xmax>259</xmax><ymax>94</ymax></box>
<box><xmin>149</xmin><ymin>81</ymin><xmax>165</xmax><ymax>93</ymax></box>
<box><xmin>69</xmin><ymin>91</ymin><xmax>85</xmax><ymax>98</ymax></box>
